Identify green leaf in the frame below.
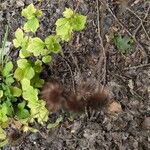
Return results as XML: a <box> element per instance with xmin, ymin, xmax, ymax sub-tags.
<box><xmin>16</xmin><ymin>108</ymin><xmax>30</xmax><ymax>119</ymax></box>
<box><xmin>27</xmin><ymin>37</ymin><xmax>45</xmax><ymax>56</ymax></box>
<box><xmin>24</xmin><ymin>17</ymin><xmax>39</xmax><ymax>33</ymax></box>
<box><xmin>17</xmin><ymin>101</ymin><xmax>29</xmax><ymax>120</ymax></box>
<box><xmin>71</xmin><ymin>14</ymin><xmax>87</xmax><ymax>31</ymax></box>
<box><xmin>47</xmin><ymin>116</ymin><xmax>63</xmax><ymax>129</ymax></box>
<box><xmin>0</xmin><ymin>127</ymin><xmax>7</xmax><ymax>140</ymax></box>
<box><xmin>21</xmin><ymin>79</ymin><xmax>38</xmax><ymax>101</ymax></box>
<box><xmin>0</xmin><ymin>90</ymin><xmax>3</xmax><ymax>98</ymax></box>
<box><xmin>11</xmin><ymin>87</ymin><xmax>22</xmax><ymax>97</ymax></box>
<box><xmin>34</xmin><ymin>79</ymin><xmax>44</xmax><ymax>88</ymax></box>
<box><xmin>42</xmin><ymin>55</ymin><xmax>52</xmax><ymax>64</ymax></box>
<box><xmin>31</xmin><ymin>73</ymin><xmax>44</xmax><ymax>88</ymax></box>
<box><xmin>35</xmin><ymin>10</ymin><xmax>43</xmax><ymax>17</ymax></box>
<box><xmin>13</xmin><ymin>39</ymin><xmax>20</xmax><ymax>48</ymax></box>
<box><xmin>45</xmin><ymin>35</ymin><xmax>61</xmax><ymax>53</ymax></box>
<box><xmin>22</xmin><ymin>88</ymin><xmax>38</xmax><ymax>101</ymax></box>
<box><xmin>4</xmin><ymin>100</ymin><xmax>14</xmax><ymax>117</ymax></box>
<box><xmin>17</xmin><ymin>59</ymin><xmax>29</xmax><ymax>69</ymax></box>
<box><xmin>21</xmin><ymin>78</ymin><xmax>30</xmax><ymax>91</ymax></box>
<box><xmin>28</xmin><ymin>100</ymin><xmax>48</xmax><ymax>123</ymax></box>
<box><xmin>0</xmin><ymin>139</ymin><xmax>8</xmax><ymax>148</ymax></box>
<box><xmin>14</xmin><ymin>68</ymin><xmax>24</xmax><ymax>81</ymax></box>
<box><xmin>34</xmin><ymin>60</ymin><xmax>42</xmax><ymax>73</ymax></box>
<box><xmin>18</xmin><ymin>101</ymin><xmax>26</xmax><ymax>110</ymax></box>
<box><xmin>22</xmin><ymin>4</ymin><xmax>43</xmax><ymax>19</ymax></box>
<box><xmin>21</xmin><ymin>4</ymin><xmax>36</xmax><ymax>19</ymax></box>
<box><xmin>0</xmin><ymin>103</ymin><xmax>8</xmax><ymax>123</ymax></box>
<box><xmin>13</xmin><ymin>28</ymin><xmax>24</xmax><ymax>48</ymax></box>
<box><xmin>2</xmin><ymin>61</ymin><xmax>13</xmax><ymax>77</ymax></box>
<box><xmin>5</xmin><ymin>76</ymin><xmax>14</xmax><ymax>85</ymax></box>
<box><xmin>19</xmin><ymin>49</ymin><xmax>30</xmax><ymax>58</ymax></box>
<box><xmin>63</xmin><ymin>8</ymin><xmax>74</xmax><ymax>18</ymax></box>
<box><xmin>15</xmin><ymin>28</ymin><xmax>24</xmax><ymax>41</ymax></box>
<box><xmin>25</xmin><ymin>66</ymin><xmax>35</xmax><ymax>80</ymax></box>
<box><xmin>56</xmin><ymin>18</ymin><xmax>72</xmax><ymax>41</ymax></box>
<box><xmin>114</xmin><ymin>35</ymin><xmax>133</xmax><ymax>53</ymax></box>
<box><xmin>14</xmin><ymin>66</ymin><xmax>35</xmax><ymax>81</ymax></box>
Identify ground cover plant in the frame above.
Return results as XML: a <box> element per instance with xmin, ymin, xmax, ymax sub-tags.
<box><xmin>0</xmin><ymin>3</ymin><xmax>86</xmax><ymax>147</ymax></box>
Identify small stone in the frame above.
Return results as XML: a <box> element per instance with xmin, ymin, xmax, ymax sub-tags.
<box><xmin>29</xmin><ymin>133</ymin><xmax>39</xmax><ymax>141</ymax></box>
<box><xmin>142</xmin><ymin>117</ymin><xmax>150</xmax><ymax>130</ymax></box>
<box><xmin>71</xmin><ymin>121</ymin><xmax>81</xmax><ymax>133</ymax></box>
<box><xmin>16</xmin><ymin>0</ymin><xmax>25</xmax><ymax>7</ymax></box>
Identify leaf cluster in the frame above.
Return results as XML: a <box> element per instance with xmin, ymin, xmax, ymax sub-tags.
<box><xmin>56</xmin><ymin>8</ymin><xmax>87</xmax><ymax>41</ymax></box>
<box><xmin>0</xmin><ymin>3</ymin><xmax>87</xmax><ymax>147</ymax></box>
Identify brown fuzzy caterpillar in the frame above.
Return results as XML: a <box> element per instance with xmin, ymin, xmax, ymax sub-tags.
<box><xmin>40</xmin><ymin>80</ymin><xmax>109</xmax><ymax>113</ymax></box>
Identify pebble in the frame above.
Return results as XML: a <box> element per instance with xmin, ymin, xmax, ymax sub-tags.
<box><xmin>16</xmin><ymin>0</ymin><xmax>25</xmax><ymax>8</ymax></box>
<box><xmin>142</xmin><ymin>117</ymin><xmax>150</xmax><ymax>130</ymax></box>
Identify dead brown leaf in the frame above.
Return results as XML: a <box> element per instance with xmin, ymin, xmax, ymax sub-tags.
<box><xmin>107</xmin><ymin>101</ymin><xmax>122</xmax><ymax>114</ymax></box>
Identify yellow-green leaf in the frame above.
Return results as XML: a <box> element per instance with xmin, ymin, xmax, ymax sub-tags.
<box><xmin>11</xmin><ymin>87</ymin><xmax>22</xmax><ymax>97</ymax></box>
<box><xmin>42</xmin><ymin>55</ymin><xmax>52</xmax><ymax>64</ymax></box>
<box><xmin>63</xmin><ymin>8</ymin><xmax>74</xmax><ymax>18</ymax></box>
<box><xmin>21</xmin><ymin>4</ymin><xmax>36</xmax><ymax>19</ymax></box>
<box><xmin>24</xmin><ymin>17</ymin><xmax>39</xmax><ymax>33</ymax></box>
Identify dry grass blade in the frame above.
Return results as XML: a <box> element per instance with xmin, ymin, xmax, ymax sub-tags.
<box><xmin>96</xmin><ymin>0</ymin><xmax>107</xmax><ymax>89</ymax></box>
<box><xmin>0</xmin><ymin>25</ymin><xmax>9</xmax><ymax>68</ymax></box>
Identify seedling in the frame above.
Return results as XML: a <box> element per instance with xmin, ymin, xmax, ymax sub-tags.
<box><xmin>114</xmin><ymin>35</ymin><xmax>133</xmax><ymax>54</ymax></box>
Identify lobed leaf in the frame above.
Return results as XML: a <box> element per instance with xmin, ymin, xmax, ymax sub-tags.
<box><xmin>42</xmin><ymin>55</ymin><xmax>52</xmax><ymax>64</ymax></box>
<box><xmin>56</xmin><ymin>18</ymin><xmax>72</xmax><ymax>41</ymax></box>
<box><xmin>14</xmin><ymin>66</ymin><xmax>35</xmax><ymax>81</ymax></box>
<box><xmin>34</xmin><ymin>60</ymin><xmax>42</xmax><ymax>73</ymax></box>
<box><xmin>45</xmin><ymin>35</ymin><xmax>61</xmax><ymax>53</ymax></box>
<box><xmin>21</xmin><ymin>4</ymin><xmax>36</xmax><ymax>19</ymax></box>
<box><xmin>63</xmin><ymin>8</ymin><xmax>74</xmax><ymax>18</ymax></box>
<box><xmin>5</xmin><ymin>76</ymin><xmax>15</xmax><ymax>85</ymax></box>
<box><xmin>21</xmin><ymin>78</ymin><xmax>30</xmax><ymax>91</ymax></box>
<box><xmin>17</xmin><ymin>59</ymin><xmax>29</xmax><ymax>69</ymax></box>
<box><xmin>13</xmin><ymin>28</ymin><xmax>24</xmax><ymax>48</ymax></box>
<box><xmin>27</xmin><ymin>37</ymin><xmax>45</xmax><ymax>56</ymax></box>
<box><xmin>114</xmin><ymin>35</ymin><xmax>133</xmax><ymax>53</ymax></box>
<box><xmin>19</xmin><ymin>49</ymin><xmax>30</xmax><ymax>58</ymax></box>
<box><xmin>2</xmin><ymin>61</ymin><xmax>13</xmax><ymax>77</ymax></box>
<box><xmin>71</xmin><ymin>14</ymin><xmax>87</xmax><ymax>31</ymax></box>
<box><xmin>24</xmin><ymin>17</ymin><xmax>39</xmax><ymax>33</ymax></box>
<box><xmin>11</xmin><ymin>87</ymin><xmax>22</xmax><ymax>97</ymax></box>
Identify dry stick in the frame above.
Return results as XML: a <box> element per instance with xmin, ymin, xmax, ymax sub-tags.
<box><xmin>69</xmin><ymin>47</ymin><xmax>81</xmax><ymax>75</ymax></box>
<box><xmin>126</xmin><ymin>6</ymin><xmax>150</xmax><ymax>41</ymax></box>
<box><xmin>61</xmin><ymin>51</ymin><xmax>76</xmax><ymax>93</ymax></box>
<box><xmin>74</xmin><ymin>0</ymin><xmax>81</xmax><ymax>13</ymax></box>
<box><xmin>123</xmin><ymin>63</ymin><xmax>150</xmax><ymax>70</ymax></box>
<box><xmin>101</xmin><ymin>1</ymin><xmax>147</xmax><ymax>56</ymax></box>
<box><xmin>96</xmin><ymin>0</ymin><xmax>107</xmax><ymax>89</ymax></box>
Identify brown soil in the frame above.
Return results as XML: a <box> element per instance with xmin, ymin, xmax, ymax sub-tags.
<box><xmin>0</xmin><ymin>0</ymin><xmax>150</xmax><ymax>150</ymax></box>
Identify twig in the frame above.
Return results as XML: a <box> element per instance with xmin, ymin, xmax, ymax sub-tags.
<box><xmin>96</xmin><ymin>0</ymin><xmax>107</xmax><ymax>88</ymax></box>
<box><xmin>74</xmin><ymin>0</ymin><xmax>81</xmax><ymax>13</ymax></box>
<box><xmin>69</xmin><ymin>50</ymin><xmax>81</xmax><ymax>76</ymax></box>
<box><xmin>124</xmin><ymin>63</ymin><xmax>150</xmax><ymax>70</ymax></box>
<box><xmin>61</xmin><ymin>51</ymin><xmax>76</xmax><ymax>93</ymax></box>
